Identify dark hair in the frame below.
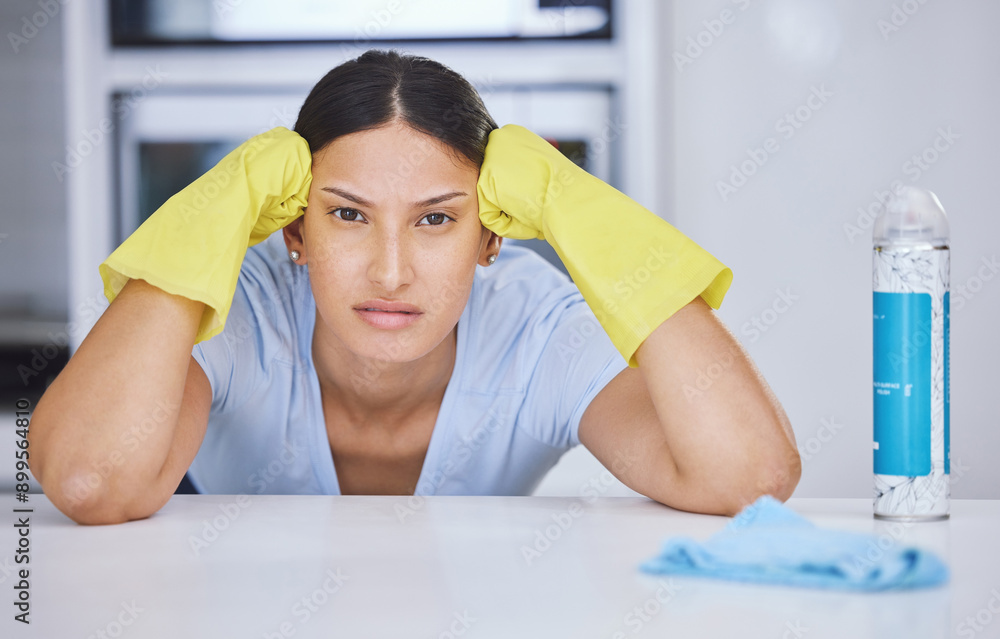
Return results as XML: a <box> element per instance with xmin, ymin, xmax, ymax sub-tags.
<box><xmin>294</xmin><ymin>49</ymin><xmax>498</xmax><ymax>168</ymax></box>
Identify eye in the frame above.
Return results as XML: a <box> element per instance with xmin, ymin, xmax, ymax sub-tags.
<box><xmin>417</xmin><ymin>212</ymin><xmax>453</xmax><ymax>226</ymax></box>
<box><xmin>328</xmin><ymin>207</ymin><xmax>366</xmax><ymax>223</ymax></box>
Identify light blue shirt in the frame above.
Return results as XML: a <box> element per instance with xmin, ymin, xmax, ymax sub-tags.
<box><xmin>190</xmin><ymin>233</ymin><xmax>628</xmax><ymax>496</ymax></box>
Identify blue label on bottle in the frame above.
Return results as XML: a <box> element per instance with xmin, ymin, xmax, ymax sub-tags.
<box><xmin>873</xmin><ymin>291</ymin><xmax>932</xmax><ymax>476</ymax></box>
<box><xmin>944</xmin><ymin>291</ymin><xmax>950</xmax><ymax>474</ymax></box>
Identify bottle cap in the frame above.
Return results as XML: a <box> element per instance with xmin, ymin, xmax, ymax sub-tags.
<box><xmin>873</xmin><ymin>185</ymin><xmax>950</xmax><ymax>247</ymax></box>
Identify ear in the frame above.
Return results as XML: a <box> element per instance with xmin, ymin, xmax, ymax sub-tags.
<box><xmin>282</xmin><ymin>216</ymin><xmax>306</xmax><ymax>264</ymax></box>
<box><xmin>478</xmin><ymin>227</ymin><xmax>503</xmax><ymax>267</ymax></box>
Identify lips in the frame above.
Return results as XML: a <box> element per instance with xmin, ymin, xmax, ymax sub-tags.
<box><xmin>354</xmin><ymin>301</ymin><xmax>423</xmax><ymax>330</ymax></box>
<box><xmin>354</xmin><ymin>299</ymin><xmax>422</xmax><ymax>314</ymax></box>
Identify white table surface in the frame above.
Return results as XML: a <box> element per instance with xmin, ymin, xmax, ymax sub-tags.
<box><xmin>2</xmin><ymin>495</ymin><xmax>997</xmax><ymax>638</ymax></box>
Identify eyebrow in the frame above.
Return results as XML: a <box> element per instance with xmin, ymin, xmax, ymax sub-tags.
<box><xmin>320</xmin><ymin>187</ymin><xmax>468</xmax><ymax>209</ymax></box>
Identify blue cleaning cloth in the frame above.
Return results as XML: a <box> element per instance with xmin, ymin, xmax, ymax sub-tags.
<box><xmin>639</xmin><ymin>495</ymin><xmax>949</xmax><ymax>591</ymax></box>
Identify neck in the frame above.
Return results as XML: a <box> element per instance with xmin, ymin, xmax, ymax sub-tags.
<box><xmin>312</xmin><ymin>312</ymin><xmax>457</xmax><ymax>429</ymax></box>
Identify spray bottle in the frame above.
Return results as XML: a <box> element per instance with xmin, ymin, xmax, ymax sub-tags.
<box><xmin>872</xmin><ymin>185</ymin><xmax>950</xmax><ymax>520</ymax></box>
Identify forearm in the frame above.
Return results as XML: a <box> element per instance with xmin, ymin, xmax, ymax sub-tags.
<box><xmin>634</xmin><ymin>296</ymin><xmax>801</xmax><ymax>515</ymax></box>
<box><xmin>29</xmin><ymin>278</ymin><xmax>202</xmax><ymax>520</ymax></box>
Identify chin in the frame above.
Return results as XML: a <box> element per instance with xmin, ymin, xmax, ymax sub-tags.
<box><xmin>348</xmin><ymin>325</ymin><xmax>440</xmax><ymax>363</ymax></box>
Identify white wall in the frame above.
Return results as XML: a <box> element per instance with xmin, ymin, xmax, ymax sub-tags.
<box><xmin>666</xmin><ymin>0</ymin><xmax>1000</xmax><ymax>498</ymax></box>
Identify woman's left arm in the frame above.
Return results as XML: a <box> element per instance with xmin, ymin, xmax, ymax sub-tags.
<box><xmin>476</xmin><ymin>124</ymin><xmax>800</xmax><ymax>514</ymax></box>
<box><xmin>578</xmin><ymin>296</ymin><xmax>801</xmax><ymax>516</ymax></box>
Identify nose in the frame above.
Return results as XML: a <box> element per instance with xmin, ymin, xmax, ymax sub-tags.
<box><xmin>366</xmin><ymin>229</ymin><xmax>414</xmax><ymax>292</ymax></box>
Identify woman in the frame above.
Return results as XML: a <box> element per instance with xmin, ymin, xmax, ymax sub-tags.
<box><xmin>29</xmin><ymin>50</ymin><xmax>800</xmax><ymax>524</ymax></box>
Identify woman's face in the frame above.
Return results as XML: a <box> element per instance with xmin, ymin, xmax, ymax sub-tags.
<box><xmin>287</xmin><ymin>120</ymin><xmax>499</xmax><ymax>364</ymax></box>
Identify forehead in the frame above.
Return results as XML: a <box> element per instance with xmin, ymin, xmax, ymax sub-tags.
<box><xmin>312</xmin><ymin>122</ymin><xmax>478</xmax><ymax>194</ymax></box>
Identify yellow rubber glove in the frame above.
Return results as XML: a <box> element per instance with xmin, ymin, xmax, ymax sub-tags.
<box><xmin>99</xmin><ymin>126</ymin><xmax>312</xmax><ymax>343</ymax></box>
<box><xmin>477</xmin><ymin>124</ymin><xmax>732</xmax><ymax>368</ymax></box>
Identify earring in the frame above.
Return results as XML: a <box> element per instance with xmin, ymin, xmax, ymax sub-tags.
<box><xmin>289</xmin><ymin>250</ymin><xmax>300</xmax><ymax>262</ymax></box>
<box><xmin>486</xmin><ymin>254</ymin><xmax>497</xmax><ymax>266</ymax></box>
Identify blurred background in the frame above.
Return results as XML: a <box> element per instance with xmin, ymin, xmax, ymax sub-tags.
<box><xmin>0</xmin><ymin>0</ymin><xmax>996</xmax><ymax>500</ymax></box>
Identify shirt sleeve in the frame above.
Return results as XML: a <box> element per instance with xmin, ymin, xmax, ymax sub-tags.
<box><xmin>191</xmin><ymin>331</ymin><xmax>233</xmax><ymax>414</ymax></box>
<box><xmin>190</xmin><ymin>260</ymin><xmax>276</xmax><ymax>414</ymax></box>
<box><xmin>516</xmin><ymin>286</ymin><xmax>630</xmax><ymax>450</ymax></box>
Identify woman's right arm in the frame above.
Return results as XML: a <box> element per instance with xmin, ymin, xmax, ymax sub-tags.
<box><xmin>28</xmin><ymin>127</ymin><xmax>312</xmax><ymax>525</ymax></box>
<box><xmin>28</xmin><ymin>278</ymin><xmax>213</xmax><ymax>525</ymax></box>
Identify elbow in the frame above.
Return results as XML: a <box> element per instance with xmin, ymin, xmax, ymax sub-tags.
<box><xmin>737</xmin><ymin>446</ymin><xmax>802</xmax><ymax>514</ymax></box>
<box><xmin>768</xmin><ymin>413</ymin><xmax>803</xmax><ymax>502</ymax></box>
<box><xmin>673</xmin><ymin>450</ymin><xmax>802</xmax><ymax>518</ymax></box>
<box><xmin>53</xmin><ymin>474</ymin><xmax>148</xmax><ymax>525</ymax></box>
<box><xmin>42</xmin><ymin>471</ymin><xmax>126</xmax><ymax>525</ymax></box>
<box><xmin>29</xmin><ymin>414</ymin><xmax>153</xmax><ymax>526</ymax></box>
<box><xmin>742</xmin><ymin>407</ymin><xmax>802</xmax><ymax>509</ymax></box>
<box><xmin>39</xmin><ymin>465</ymin><xmax>151</xmax><ymax>526</ymax></box>
<box><xmin>718</xmin><ymin>442</ymin><xmax>802</xmax><ymax>518</ymax></box>
<box><xmin>761</xmin><ymin>447</ymin><xmax>802</xmax><ymax>503</ymax></box>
